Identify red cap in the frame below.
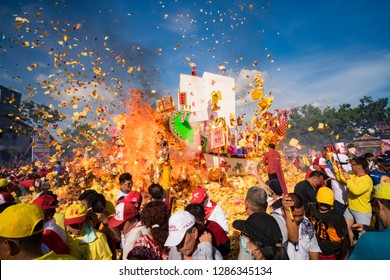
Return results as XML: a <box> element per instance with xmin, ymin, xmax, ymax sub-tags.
<box><xmin>32</xmin><ymin>195</ymin><xmax>58</xmax><ymax>210</ymax></box>
<box><xmin>0</xmin><ymin>192</ymin><xmax>14</xmax><ymax>205</ymax></box>
<box><xmin>190</xmin><ymin>187</ymin><xmax>208</xmax><ymax>204</ymax></box>
<box><xmin>324</xmin><ymin>145</ymin><xmax>335</xmax><ymax>152</ymax></box>
<box><xmin>108</xmin><ymin>201</ymin><xmax>139</xmax><ymax>228</ymax></box>
<box><xmin>313</xmin><ymin>157</ymin><xmax>328</xmax><ymax>169</ymax></box>
<box><xmin>123</xmin><ymin>191</ymin><xmax>142</xmax><ymax>204</ymax></box>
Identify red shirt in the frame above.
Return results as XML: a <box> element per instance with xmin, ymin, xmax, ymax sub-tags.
<box><xmin>43</xmin><ymin>228</ymin><xmax>70</xmax><ymax>255</ymax></box>
<box><xmin>206</xmin><ymin>220</ymin><xmax>230</xmax><ymax>256</ymax></box>
<box><xmin>19</xmin><ymin>179</ymin><xmax>35</xmax><ymax>188</ymax></box>
<box><xmin>206</xmin><ymin>220</ymin><xmax>229</xmax><ymax>246</ymax></box>
<box><xmin>262</xmin><ymin>149</ymin><xmax>280</xmax><ymax>174</ymax></box>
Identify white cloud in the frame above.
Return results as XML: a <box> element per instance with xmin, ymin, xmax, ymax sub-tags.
<box><xmin>264</xmin><ymin>50</ymin><xmax>390</xmax><ymax>110</ymax></box>
<box><xmin>232</xmin><ymin>68</ymin><xmax>270</xmax><ymax>102</ymax></box>
<box><xmin>0</xmin><ymin>73</ymin><xmax>22</xmax><ymax>84</ymax></box>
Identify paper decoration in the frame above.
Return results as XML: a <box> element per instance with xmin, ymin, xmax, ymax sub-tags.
<box><xmin>211</xmin><ymin>125</ymin><xmax>226</xmax><ymax>149</ymax></box>
<box><xmin>289</xmin><ymin>138</ymin><xmax>299</xmax><ymax>147</ymax></box>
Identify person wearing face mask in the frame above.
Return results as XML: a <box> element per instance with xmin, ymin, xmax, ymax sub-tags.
<box><xmin>305</xmin><ymin>187</ymin><xmax>349</xmax><ymax>260</ymax></box>
<box><xmin>237</xmin><ymin>186</ymin><xmax>288</xmax><ymax>260</ymax></box>
<box><xmin>233</xmin><ymin>212</ymin><xmax>289</xmax><ymax>260</ymax></box>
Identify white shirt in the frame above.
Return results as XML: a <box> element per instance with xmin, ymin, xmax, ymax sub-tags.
<box><xmin>122</xmin><ymin>221</ymin><xmax>150</xmax><ymax>260</ymax></box>
<box><xmin>323</xmin><ymin>167</ymin><xmax>347</xmax><ymax>205</ymax></box>
<box><xmin>117</xmin><ymin>189</ymin><xmax>128</xmax><ymax>201</ymax></box>
<box><xmin>206</xmin><ymin>199</ymin><xmax>229</xmax><ymax>233</ymax></box>
<box><xmin>286</xmin><ymin>216</ymin><xmax>321</xmax><ymax>260</ymax></box>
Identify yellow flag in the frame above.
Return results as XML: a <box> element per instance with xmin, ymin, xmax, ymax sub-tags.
<box><xmin>302</xmin><ymin>155</ymin><xmax>310</xmax><ymax>166</ymax></box>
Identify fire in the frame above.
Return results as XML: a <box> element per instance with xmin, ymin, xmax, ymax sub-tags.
<box><xmin>18</xmin><ymin>87</ymin><xmax>305</xmax><ymax>260</ymax></box>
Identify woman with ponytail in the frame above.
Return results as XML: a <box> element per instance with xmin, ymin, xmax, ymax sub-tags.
<box><xmin>127</xmin><ymin>200</ymin><xmax>170</xmax><ymax>260</ymax></box>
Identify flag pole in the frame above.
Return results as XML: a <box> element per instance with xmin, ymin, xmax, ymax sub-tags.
<box><xmin>275</xmin><ymin>156</ymin><xmax>294</xmax><ymax>220</ymax></box>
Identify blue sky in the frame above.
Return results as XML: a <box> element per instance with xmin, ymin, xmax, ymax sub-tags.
<box><xmin>1</xmin><ymin>0</ymin><xmax>389</xmax><ymax>126</ymax></box>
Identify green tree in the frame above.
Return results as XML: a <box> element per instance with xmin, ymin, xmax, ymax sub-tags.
<box><xmin>15</xmin><ymin>100</ymin><xmax>63</xmax><ymax>137</ymax></box>
<box><xmin>287</xmin><ymin>104</ymin><xmax>329</xmax><ymax>149</ymax></box>
<box><xmin>61</xmin><ymin>121</ymin><xmax>110</xmax><ymax>155</ymax></box>
<box><xmin>331</xmin><ymin>103</ymin><xmax>358</xmax><ymax>143</ymax></box>
<box><xmin>355</xmin><ymin>96</ymin><xmax>389</xmax><ymax>135</ymax></box>
<box><xmin>286</xmin><ymin>96</ymin><xmax>390</xmax><ymax>150</ymax></box>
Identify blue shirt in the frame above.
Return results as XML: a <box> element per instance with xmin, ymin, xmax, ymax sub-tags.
<box><xmin>348</xmin><ymin>228</ymin><xmax>390</xmax><ymax>260</ymax></box>
<box><xmin>369</xmin><ymin>169</ymin><xmax>390</xmax><ymax>186</ymax></box>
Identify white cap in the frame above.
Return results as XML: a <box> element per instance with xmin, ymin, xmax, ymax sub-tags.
<box><xmin>334</xmin><ymin>153</ymin><xmax>352</xmax><ymax>173</ymax></box>
<box><xmin>164</xmin><ymin>211</ymin><xmax>196</xmax><ymax>247</ymax></box>
<box><xmin>333</xmin><ymin>153</ymin><xmax>349</xmax><ymax>165</ymax></box>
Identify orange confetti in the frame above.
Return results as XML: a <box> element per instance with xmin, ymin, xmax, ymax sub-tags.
<box><xmin>92</xmin><ymin>67</ymin><xmax>102</xmax><ymax>75</ymax></box>
<box><xmin>27</xmin><ymin>64</ymin><xmax>38</xmax><ymax>71</ymax></box>
<box><xmin>15</xmin><ymin>17</ymin><xmax>29</xmax><ymax>23</ymax></box>
<box><xmin>289</xmin><ymin>138</ymin><xmax>299</xmax><ymax>147</ymax></box>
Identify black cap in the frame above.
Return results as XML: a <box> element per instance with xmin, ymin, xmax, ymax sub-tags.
<box><xmin>377</xmin><ymin>153</ymin><xmax>390</xmax><ymax>166</ymax></box>
<box><xmin>233</xmin><ymin>212</ymin><xmax>282</xmax><ymax>246</ymax></box>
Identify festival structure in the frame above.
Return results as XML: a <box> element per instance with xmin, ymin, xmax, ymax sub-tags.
<box><xmin>166</xmin><ymin>69</ymin><xmax>291</xmax><ymax>179</ymax></box>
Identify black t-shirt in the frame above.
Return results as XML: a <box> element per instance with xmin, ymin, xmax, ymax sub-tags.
<box><xmin>305</xmin><ymin>205</ymin><xmax>348</xmax><ymax>255</ymax></box>
<box><xmin>294</xmin><ymin>180</ymin><xmax>317</xmax><ymax>209</ymax></box>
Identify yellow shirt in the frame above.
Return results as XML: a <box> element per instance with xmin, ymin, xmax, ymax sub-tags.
<box><xmin>35</xmin><ymin>251</ymin><xmax>76</xmax><ymax>260</ymax></box>
<box><xmin>67</xmin><ymin>225</ymin><xmax>113</xmax><ymax>260</ymax></box>
<box><xmin>54</xmin><ymin>212</ymin><xmax>65</xmax><ymax>230</ymax></box>
<box><xmin>334</xmin><ymin>167</ymin><xmax>373</xmax><ymax>213</ymax></box>
<box><xmin>345</xmin><ymin>174</ymin><xmax>373</xmax><ymax>213</ymax></box>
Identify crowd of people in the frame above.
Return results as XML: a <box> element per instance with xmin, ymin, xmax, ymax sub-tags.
<box><xmin>0</xmin><ymin>146</ymin><xmax>389</xmax><ymax>260</ymax></box>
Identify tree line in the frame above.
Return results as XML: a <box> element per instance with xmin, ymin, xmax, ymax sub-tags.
<box><xmin>286</xmin><ymin>96</ymin><xmax>390</xmax><ymax>149</ymax></box>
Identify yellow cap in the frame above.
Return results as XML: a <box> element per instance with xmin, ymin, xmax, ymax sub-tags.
<box><xmin>317</xmin><ymin>187</ymin><xmax>334</xmax><ymax>206</ymax></box>
<box><xmin>64</xmin><ymin>203</ymin><xmax>87</xmax><ymax>226</ymax></box>
<box><xmin>374</xmin><ymin>182</ymin><xmax>390</xmax><ymax>200</ymax></box>
<box><xmin>0</xmin><ymin>203</ymin><xmax>44</xmax><ymax>238</ymax></box>
<box><xmin>0</xmin><ymin>178</ymin><xmax>9</xmax><ymax>188</ymax></box>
